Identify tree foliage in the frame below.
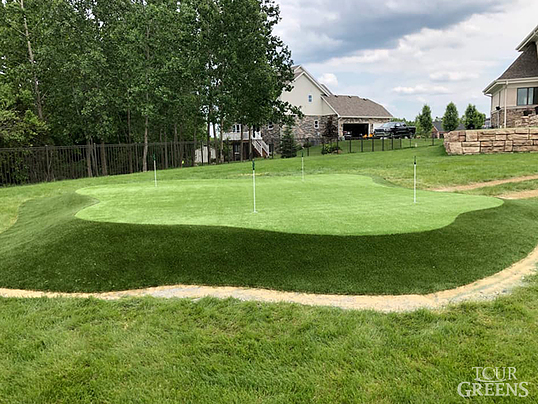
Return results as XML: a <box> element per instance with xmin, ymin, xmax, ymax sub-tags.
<box><xmin>463</xmin><ymin>104</ymin><xmax>486</xmax><ymax>130</ymax></box>
<box><xmin>279</xmin><ymin>125</ymin><xmax>298</xmax><ymax>158</ymax></box>
<box><xmin>416</xmin><ymin>105</ymin><xmax>433</xmax><ymax>137</ymax></box>
<box><xmin>323</xmin><ymin>116</ymin><xmax>338</xmax><ymax>140</ymax></box>
<box><xmin>0</xmin><ymin>0</ymin><xmax>296</xmax><ymax>158</ymax></box>
<box><xmin>442</xmin><ymin>102</ymin><xmax>460</xmax><ymax>132</ymax></box>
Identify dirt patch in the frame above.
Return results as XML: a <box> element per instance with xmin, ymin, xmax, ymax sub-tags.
<box><xmin>433</xmin><ymin>174</ymin><xmax>538</xmax><ymax>192</ymax></box>
<box><xmin>500</xmin><ymin>189</ymin><xmax>538</xmax><ymax>200</ymax></box>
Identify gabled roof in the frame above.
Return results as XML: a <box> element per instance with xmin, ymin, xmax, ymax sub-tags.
<box><xmin>320</xmin><ymin>84</ymin><xmax>334</xmax><ymax>96</ymax></box>
<box><xmin>498</xmin><ymin>44</ymin><xmax>538</xmax><ymax>80</ymax></box>
<box><xmin>517</xmin><ymin>24</ymin><xmax>538</xmax><ymax>51</ymax></box>
<box><xmin>322</xmin><ymin>95</ymin><xmax>392</xmax><ymax>118</ymax></box>
<box><xmin>433</xmin><ymin>121</ymin><xmax>465</xmax><ymax>132</ymax></box>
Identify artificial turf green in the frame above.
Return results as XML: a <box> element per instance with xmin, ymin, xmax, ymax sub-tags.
<box><xmin>76</xmin><ymin>174</ymin><xmax>501</xmax><ymax>236</ymax></box>
<box><xmin>2</xmin><ymin>145</ymin><xmax>538</xmax><ymax>295</ymax></box>
<box><xmin>0</xmin><ymin>189</ymin><xmax>537</xmax><ymax>295</ymax></box>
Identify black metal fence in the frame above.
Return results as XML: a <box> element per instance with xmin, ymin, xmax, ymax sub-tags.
<box><xmin>303</xmin><ymin>136</ymin><xmax>436</xmax><ymax>156</ymax></box>
<box><xmin>0</xmin><ymin>141</ymin><xmax>207</xmax><ymax>186</ymax></box>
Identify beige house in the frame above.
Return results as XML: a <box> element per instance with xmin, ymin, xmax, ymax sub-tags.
<box><xmin>263</xmin><ymin>66</ymin><xmax>392</xmax><ymax>147</ymax></box>
<box><xmin>223</xmin><ymin>65</ymin><xmax>392</xmax><ymax>158</ymax></box>
<box><xmin>484</xmin><ymin>25</ymin><xmax>538</xmax><ymax>128</ymax></box>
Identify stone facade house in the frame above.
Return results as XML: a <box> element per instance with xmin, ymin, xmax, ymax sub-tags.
<box><xmin>484</xmin><ymin>25</ymin><xmax>538</xmax><ymax>128</ymax></box>
<box><xmin>432</xmin><ymin>121</ymin><xmax>465</xmax><ymax>139</ymax></box>
<box><xmin>222</xmin><ymin>65</ymin><xmax>392</xmax><ymax>158</ymax></box>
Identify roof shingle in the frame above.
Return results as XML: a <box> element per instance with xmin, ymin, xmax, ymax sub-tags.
<box><xmin>498</xmin><ymin>44</ymin><xmax>538</xmax><ymax>80</ymax></box>
<box><xmin>322</xmin><ymin>95</ymin><xmax>392</xmax><ymax>118</ymax></box>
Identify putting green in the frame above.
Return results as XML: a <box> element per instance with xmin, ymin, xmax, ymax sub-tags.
<box><xmin>76</xmin><ymin>174</ymin><xmax>502</xmax><ymax>236</ymax></box>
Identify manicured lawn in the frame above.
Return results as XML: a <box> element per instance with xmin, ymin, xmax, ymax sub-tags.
<box><xmin>1</xmin><ymin>280</ymin><xmax>537</xmax><ymax>403</ymax></box>
<box><xmin>76</xmin><ymin>174</ymin><xmax>501</xmax><ymax>236</ymax></box>
<box><xmin>1</xmin><ymin>145</ymin><xmax>538</xmax><ymax>295</ymax></box>
<box><xmin>2</xmin><ymin>145</ymin><xmax>538</xmax><ymax>402</ymax></box>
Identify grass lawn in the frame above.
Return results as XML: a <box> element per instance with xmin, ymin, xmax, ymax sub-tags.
<box><xmin>76</xmin><ymin>174</ymin><xmax>501</xmax><ymax>236</ymax></box>
<box><xmin>1</xmin><ymin>145</ymin><xmax>538</xmax><ymax>295</ymax></box>
<box><xmin>1</xmin><ymin>282</ymin><xmax>537</xmax><ymax>403</ymax></box>
<box><xmin>2</xmin><ymin>145</ymin><xmax>538</xmax><ymax>402</ymax></box>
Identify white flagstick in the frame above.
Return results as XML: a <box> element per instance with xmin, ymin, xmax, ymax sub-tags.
<box><xmin>154</xmin><ymin>155</ymin><xmax>158</xmax><ymax>187</ymax></box>
<box><xmin>413</xmin><ymin>156</ymin><xmax>417</xmax><ymax>204</ymax></box>
<box><xmin>252</xmin><ymin>159</ymin><xmax>257</xmax><ymax>213</ymax></box>
<box><xmin>301</xmin><ymin>149</ymin><xmax>305</xmax><ymax>182</ymax></box>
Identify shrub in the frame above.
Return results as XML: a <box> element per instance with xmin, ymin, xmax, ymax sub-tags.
<box><xmin>321</xmin><ymin>143</ymin><xmax>341</xmax><ymax>155</ymax></box>
<box><xmin>280</xmin><ymin>126</ymin><xmax>299</xmax><ymax>158</ymax></box>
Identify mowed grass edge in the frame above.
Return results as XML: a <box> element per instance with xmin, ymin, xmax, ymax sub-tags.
<box><xmin>0</xmin><ymin>280</ymin><xmax>537</xmax><ymax>403</ymax></box>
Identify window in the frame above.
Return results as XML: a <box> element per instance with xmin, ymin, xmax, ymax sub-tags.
<box><xmin>314</xmin><ymin>120</ymin><xmax>320</xmax><ymax>129</ymax></box>
<box><xmin>308</xmin><ymin>94</ymin><xmax>313</xmax><ymax>103</ymax></box>
<box><xmin>268</xmin><ymin>122</ymin><xmax>274</xmax><ymax>130</ymax></box>
<box><xmin>517</xmin><ymin>87</ymin><xmax>538</xmax><ymax>106</ymax></box>
<box><xmin>232</xmin><ymin>124</ymin><xmax>241</xmax><ymax>133</ymax></box>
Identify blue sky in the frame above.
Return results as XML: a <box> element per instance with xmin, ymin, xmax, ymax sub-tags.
<box><xmin>274</xmin><ymin>0</ymin><xmax>538</xmax><ymax>120</ymax></box>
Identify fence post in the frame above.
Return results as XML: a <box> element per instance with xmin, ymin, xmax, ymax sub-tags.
<box><xmin>372</xmin><ymin>137</ymin><xmax>374</xmax><ymax>152</ymax></box>
<box><xmin>349</xmin><ymin>138</ymin><xmax>352</xmax><ymax>153</ymax></box>
<box><xmin>382</xmin><ymin>136</ymin><xmax>384</xmax><ymax>151</ymax></box>
<box><xmin>361</xmin><ymin>137</ymin><xmax>364</xmax><ymax>152</ymax></box>
<box><xmin>391</xmin><ymin>134</ymin><xmax>394</xmax><ymax>150</ymax></box>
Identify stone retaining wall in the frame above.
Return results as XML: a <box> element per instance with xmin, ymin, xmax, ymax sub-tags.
<box><xmin>444</xmin><ymin>127</ymin><xmax>538</xmax><ymax>155</ymax></box>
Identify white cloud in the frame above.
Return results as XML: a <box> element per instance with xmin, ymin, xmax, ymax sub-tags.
<box><xmin>318</xmin><ymin>73</ymin><xmax>339</xmax><ymax>88</ymax></box>
<box><xmin>393</xmin><ymin>85</ymin><xmax>452</xmax><ymax>95</ymax></box>
<box><xmin>429</xmin><ymin>71</ymin><xmax>480</xmax><ymax>82</ymax></box>
<box><xmin>277</xmin><ymin>0</ymin><xmax>538</xmax><ymax>118</ymax></box>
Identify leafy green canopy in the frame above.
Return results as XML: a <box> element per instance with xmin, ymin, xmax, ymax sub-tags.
<box><xmin>416</xmin><ymin>105</ymin><xmax>433</xmax><ymax>137</ymax></box>
<box><xmin>463</xmin><ymin>104</ymin><xmax>486</xmax><ymax>130</ymax></box>
<box><xmin>0</xmin><ymin>0</ymin><xmax>296</xmax><ymax>148</ymax></box>
<box><xmin>442</xmin><ymin>102</ymin><xmax>460</xmax><ymax>132</ymax></box>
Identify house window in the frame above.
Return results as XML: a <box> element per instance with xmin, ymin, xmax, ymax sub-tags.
<box><xmin>517</xmin><ymin>87</ymin><xmax>538</xmax><ymax>106</ymax></box>
<box><xmin>268</xmin><ymin>122</ymin><xmax>274</xmax><ymax>130</ymax></box>
<box><xmin>314</xmin><ymin>120</ymin><xmax>320</xmax><ymax>130</ymax></box>
<box><xmin>308</xmin><ymin>94</ymin><xmax>313</xmax><ymax>103</ymax></box>
<box><xmin>232</xmin><ymin>124</ymin><xmax>241</xmax><ymax>133</ymax></box>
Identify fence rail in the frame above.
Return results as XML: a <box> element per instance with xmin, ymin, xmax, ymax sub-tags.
<box><xmin>0</xmin><ymin>141</ymin><xmax>204</xmax><ymax>186</ymax></box>
<box><xmin>0</xmin><ymin>136</ymin><xmax>437</xmax><ymax>187</ymax></box>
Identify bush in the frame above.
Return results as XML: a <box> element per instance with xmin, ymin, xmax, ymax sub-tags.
<box><xmin>321</xmin><ymin>143</ymin><xmax>341</xmax><ymax>155</ymax></box>
<box><xmin>280</xmin><ymin>127</ymin><xmax>299</xmax><ymax>158</ymax></box>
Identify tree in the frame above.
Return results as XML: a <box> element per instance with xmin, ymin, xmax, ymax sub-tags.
<box><xmin>417</xmin><ymin>105</ymin><xmax>433</xmax><ymax>137</ymax></box>
<box><xmin>279</xmin><ymin>125</ymin><xmax>298</xmax><ymax>158</ymax></box>
<box><xmin>323</xmin><ymin>116</ymin><xmax>338</xmax><ymax>140</ymax></box>
<box><xmin>463</xmin><ymin>104</ymin><xmax>486</xmax><ymax>130</ymax></box>
<box><xmin>442</xmin><ymin>102</ymin><xmax>460</xmax><ymax>132</ymax></box>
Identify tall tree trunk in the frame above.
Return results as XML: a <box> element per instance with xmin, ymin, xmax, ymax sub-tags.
<box><xmin>219</xmin><ymin>119</ymin><xmax>224</xmax><ymax>164</ymax></box>
<box><xmin>19</xmin><ymin>0</ymin><xmax>43</xmax><ymax>120</ymax></box>
<box><xmin>101</xmin><ymin>140</ymin><xmax>108</xmax><ymax>176</ymax></box>
<box><xmin>86</xmin><ymin>138</ymin><xmax>92</xmax><ymax>178</ymax></box>
<box><xmin>127</xmin><ymin>107</ymin><xmax>133</xmax><ymax>173</ymax></box>
<box><xmin>212</xmin><ymin>122</ymin><xmax>218</xmax><ymax>165</ymax></box>
<box><xmin>143</xmin><ymin>115</ymin><xmax>149</xmax><ymax>172</ymax></box>
<box><xmin>193</xmin><ymin>125</ymin><xmax>197</xmax><ymax>167</ymax></box>
<box><xmin>142</xmin><ymin>24</ymin><xmax>150</xmax><ymax>172</ymax></box>
<box><xmin>240</xmin><ymin>124</ymin><xmax>244</xmax><ymax>162</ymax></box>
<box><xmin>249</xmin><ymin>127</ymin><xmax>253</xmax><ymax>160</ymax></box>
<box><xmin>207</xmin><ymin>108</ymin><xmax>212</xmax><ymax>164</ymax></box>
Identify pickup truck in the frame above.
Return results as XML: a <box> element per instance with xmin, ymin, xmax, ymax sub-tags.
<box><xmin>374</xmin><ymin>122</ymin><xmax>416</xmax><ymax>139</ymax></box>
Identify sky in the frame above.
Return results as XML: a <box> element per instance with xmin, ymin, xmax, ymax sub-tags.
<box><xmin>273</xmin><ymin>0</ymin><xmax>538</xmax><ymax>120</ymax></box>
